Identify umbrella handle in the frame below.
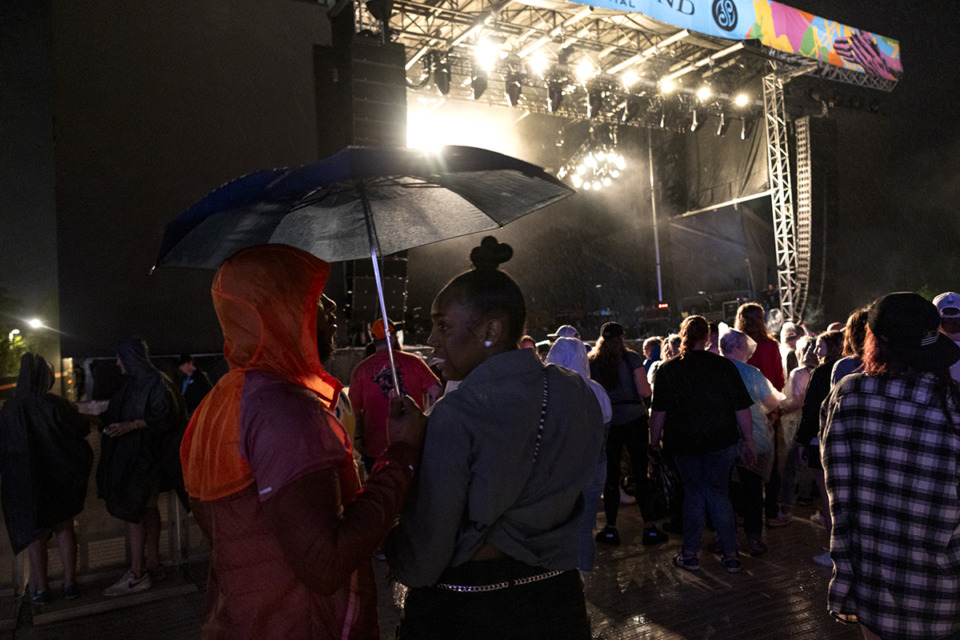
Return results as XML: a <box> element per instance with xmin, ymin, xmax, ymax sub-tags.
<box><xmin>361</xmin><ymin>186</ymin><xmax>402</xmax><ymax>397</ymax></box>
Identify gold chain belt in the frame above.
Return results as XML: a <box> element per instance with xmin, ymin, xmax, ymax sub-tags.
<box><xmin>434</xmin><ymin>569</ymin><xmax>566</xmax><ymax>593</ymax></box>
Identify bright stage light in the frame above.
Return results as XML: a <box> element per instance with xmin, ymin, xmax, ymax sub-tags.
<box><xmin>406</xmin><ymin>100</ymin><xmax>524</xmax><ymax>156</ymax></box>
<box><xmin>734</xmin><ymin>93</ymin><xmax>749</xmax><ymax>107</ymax></box>
<box><xmin>576</xmin><ymin>59</ymin><xmax>594</xmax><ymax>83</ymax></box>
<box><xmin>562</xmin><ymin>145</ymin><xmax>626</xmax><ymax>192</ymax></box>
<box><xmin>28</xmin><ymin>318</ymin><xmax>44</xmax><ymax>329</ymax></box>
<box><xmin>474</xmin><ymin>39</ymin><xmax>499</xmax><ymax>71</ymax></box>
<box><xmin>660</xmin><ymin>78</ymin><xmax>677</xmax><ymax>94</ymax></box>
<box><xmin>696</xmin><ymin>86</ymin><xmax>712</xmax><ymax>102</ymax></box>
<box><xmin>622</xmin><ymin>71</ymin><xmax>639</xmax><ymax>89</ymax></box>
<box><xmin>529</xmin><ymin>52</ymin><xmax>548</xmax><ymax>77</ymax></box>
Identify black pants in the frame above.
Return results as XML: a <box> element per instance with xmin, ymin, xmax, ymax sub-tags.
<box><xmin>739</xmin><ymin>467</ymin><xmax>764</xmax><ymax>539</ymax></box>
<box><xmin>603</xmin><ymin>415</ymin><xmax>655</xmax><ymax>525</ymax></box>
<box><xmin>398</xmin><ymin>559</ymin><xmax>589</xmax><ymax>640</ymax></box>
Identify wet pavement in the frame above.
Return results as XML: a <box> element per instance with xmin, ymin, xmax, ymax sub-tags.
<box><xmin>3</xmin><ymin>498</ymin><xmax>859</xmax><ymax>639</ymax></box>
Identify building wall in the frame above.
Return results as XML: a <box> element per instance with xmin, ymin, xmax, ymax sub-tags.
<box><xmin>0</xmin><ymin>0</ymin><xmax>61</xmax><ymax>379</ymax></box>
<box><xmin>52</xmin><ymin>0</ymin><xmax>333</xmax><ymax>356</ymax></box>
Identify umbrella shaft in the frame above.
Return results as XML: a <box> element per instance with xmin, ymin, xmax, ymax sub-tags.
<box><xmin>361</xmin><ymin>187</ymin><xmax>401</xmax><ymax>396</ymax></box>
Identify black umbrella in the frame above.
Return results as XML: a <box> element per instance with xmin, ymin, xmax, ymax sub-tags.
<box><xmin>153</xmin><ymin>145</ymin><xmax>575</xmax><ymax>392</ymax></box>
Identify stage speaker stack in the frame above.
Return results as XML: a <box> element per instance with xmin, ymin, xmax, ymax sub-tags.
<box><xmin>345</xmin><ymin>253</ymin><xmax>409</xmax><ymax>327</ymax></box>
<box><xmin>314</xmin><ymin>19</ymin><xmax>406</xmax><ymax>152</ymax></box>
<box><xmin>314</xmin><ymin>12</ymin><xmax>409</xmax><ymax>326</ymax></box>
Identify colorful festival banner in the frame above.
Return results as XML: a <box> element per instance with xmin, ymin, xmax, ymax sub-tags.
<box><xmin>569</xmin><ymin>0</ymin><xmax>901</xmax><ymax>81</ymax></box>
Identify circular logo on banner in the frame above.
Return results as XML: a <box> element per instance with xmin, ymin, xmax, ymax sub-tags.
<box><xmin>713</xmin><ymin>0</ymin><xmax>738</xmax><ymax>31</ymax></box>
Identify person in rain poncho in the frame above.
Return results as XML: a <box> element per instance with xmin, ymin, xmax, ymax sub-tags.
<box><xmin>0</xmin><ymin>353</ymin><xmax>93</xmax><ymax>605</ymax></box>
<box><xmin>97</xmin><ymin>336</ymin><xmax>188</xmax><ymax>596</ymax></box>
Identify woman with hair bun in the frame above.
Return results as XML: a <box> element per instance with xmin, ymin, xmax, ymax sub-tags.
<box><xmin>387</xmin><ymin>236</ymin><xmax>605</xmax><ymax>639</ymax></box>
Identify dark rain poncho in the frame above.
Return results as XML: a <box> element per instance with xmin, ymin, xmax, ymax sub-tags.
<box><xmin>97</xmin><ymin>337</ymin><xmax>188</xmax><ymax>523</ymax></box>
<box><xmin>0</xmin><ymin>354</ymin><xmax>94</xmax><ymax>554</ymax></box>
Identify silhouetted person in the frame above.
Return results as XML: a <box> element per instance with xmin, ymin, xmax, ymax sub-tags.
<box><xmin>177</xmin><ymin>353</ymin><xmax>212</xmax><ymax>417</ymax></box>
<box><xmin>0</xmin><ymin>353</ymin><xmax>93</xmax><ymax>604</ymax></box>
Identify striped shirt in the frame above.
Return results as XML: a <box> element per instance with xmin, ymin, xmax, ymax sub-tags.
<box><xmin>821</xmin><ymin>372</ymin><xmax>960</xmax><ymax>640</ymax></box>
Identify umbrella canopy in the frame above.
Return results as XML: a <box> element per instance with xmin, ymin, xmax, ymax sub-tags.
<box><xmin>154</xmin><ymin>144</ymin><xmax>575</xmax><ymax>395</ymax></box>
<box><xmin>154</xmin><ymin>145</ymin><xmax>575</xmax><ymax>270</ymax></box>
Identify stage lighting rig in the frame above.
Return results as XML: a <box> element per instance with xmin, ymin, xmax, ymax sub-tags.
<box><xmin>548</xmin><ymin>80</ymin><xmax>564</xmax><ymax>112</ymax></box>
<box><xmin>557</xmin><ymin>126</ymin><xmax>626</xmax><ymax>192</ymax></box>
<box><xmin>689</xmin><ymin>108</ymin><xmax>703</xmax><ymax>132</ymax></box>
<box><xmin>505</xmin><ymin>73</ymin><xmax>522</xmax><ymax>106</ymax></box>
<box><xmin>716</xmin><ymin>112</ymin><xmax>729</xmax><ymax>136</ymax></box>
<box><xmin>587</xmin><ymin>84</ymin><xmax>605</xmax><ymax>118</ymax></box>
<box><xmin>471</xmin><ymin>67</ymin><xmax>488</xmax><ymax>99</ymax></box>
<box><xmin>432</xmin><ymin>53</ymin><xmax>451</xmax><ymax>96</ymax></box>
<box><xmin>623</xmin><ymin>95</ymin><xmax>644</xmax><ymax>123</ymax></box>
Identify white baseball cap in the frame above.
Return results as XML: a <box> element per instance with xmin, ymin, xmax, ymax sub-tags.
<box><xmin>933</xmin><ymin>292</ymin><xmax>960</xmax><ymax>318</ymax></box>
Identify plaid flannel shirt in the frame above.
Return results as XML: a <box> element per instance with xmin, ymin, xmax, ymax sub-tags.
<box><xmin>821</xmin><ymin>372</ymin><xmax>960</xmax><ymax>640</ymax></box>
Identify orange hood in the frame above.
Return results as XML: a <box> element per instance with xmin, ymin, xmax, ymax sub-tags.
<box><xmin>213</xmin><ymin>244</ymin><xmax>341</xmax><ymax>405</ymax></box>
<box><xmin>181</xmin><ymin>244</ymin><xmax>342</xmax><ymax>500</ymax></box>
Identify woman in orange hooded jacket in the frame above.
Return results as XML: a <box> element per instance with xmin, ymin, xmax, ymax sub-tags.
<box><xmin>181</xmin><ymin>244</ymin><xmax>424</xmax><ymax>640</ymax></box>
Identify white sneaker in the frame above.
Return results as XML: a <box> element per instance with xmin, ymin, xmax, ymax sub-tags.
<box><xmin>812</xmin><ymin>551</ymin><xmax>832</xmax><ymax>567</ymax></box>
<box><xmin>103</xmin><ymin>570</ymin><xmax>152</xmax><ymax>597</ymax></box>
<box><xmin>810</xmin><ymin>511</ymin><xmax>825</xmax><ymax>527</ymax></box>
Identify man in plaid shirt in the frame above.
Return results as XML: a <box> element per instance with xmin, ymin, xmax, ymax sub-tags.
<box><xmin>821</xmin><ymin>292</ymin><xmax>960</xmax><ymax>640</ymax></box>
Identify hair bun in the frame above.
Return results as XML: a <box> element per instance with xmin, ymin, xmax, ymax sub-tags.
<box><xmin>470</xmin><ymin>236</ymin><xmax>513</xmax><ymax>271</ymax></box>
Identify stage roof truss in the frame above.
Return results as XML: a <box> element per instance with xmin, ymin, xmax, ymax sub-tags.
<box><xmin>359</xmin><ymin>0</ymin><xmax>895</xmax><ymax>121</ymax></box>
<box><xmin>354</xmin><ymin>0</ymin><xmax>898</xmax><ymax>321</ymax></box>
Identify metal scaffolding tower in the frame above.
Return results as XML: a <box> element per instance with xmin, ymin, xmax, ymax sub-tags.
<box><xmin>762</xmin><ymin>72</ymin><xmax>799</xmax><ymax>321</ymax></box>
<box><xmin>793</xmin><ymin>115</ymin><xmax>813</xmax><ymax>318</ymax></box>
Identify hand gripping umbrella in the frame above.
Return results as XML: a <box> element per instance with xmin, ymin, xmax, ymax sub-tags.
<box><xmin>153</xmin><ymin>145</ymin><xmax>575</xmax><ymax>393</ymax></box>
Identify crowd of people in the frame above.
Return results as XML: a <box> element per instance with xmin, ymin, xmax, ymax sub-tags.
<box><xmin>1</xmin><ymin>238</ymin><xmax>958</xmax><ymax>640</ymax></box>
